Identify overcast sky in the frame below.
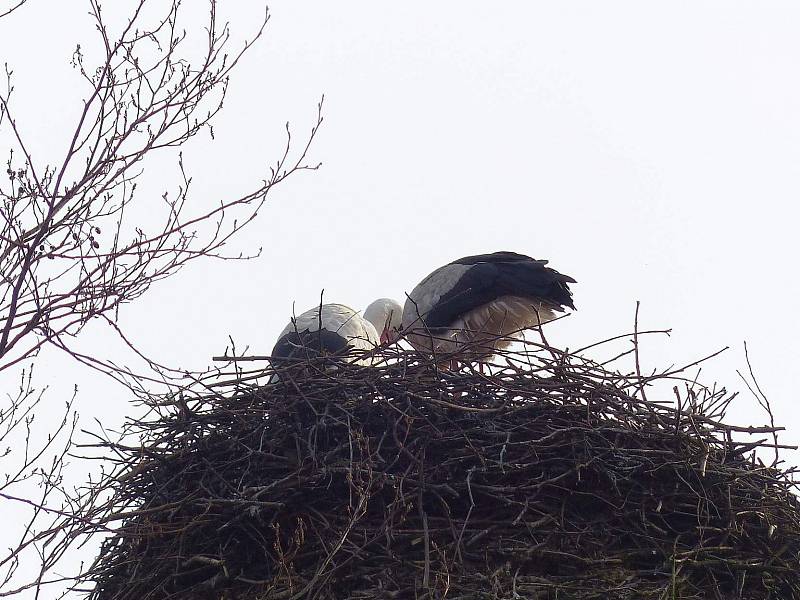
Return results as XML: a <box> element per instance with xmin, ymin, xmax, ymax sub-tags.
<box><xmin>1</xmin><ymin>1</ymin><xmax>799</xmax><ymax>596</ymax></box>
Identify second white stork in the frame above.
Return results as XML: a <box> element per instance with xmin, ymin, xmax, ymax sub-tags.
<box><xmin>271</xmin><ymin>300</ymin><xmax>402</xmax><ymax>366</ymax></box>
<box><xmin>400</xmin><ymin>251</ymin><xmax>576</xmax><ymax>359</ymax></box>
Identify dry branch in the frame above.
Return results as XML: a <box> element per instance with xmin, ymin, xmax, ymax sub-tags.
<box><xmin>0</xmin><ymin>0</ymin><xmax>322</xmax><ymax>382</ymax></box>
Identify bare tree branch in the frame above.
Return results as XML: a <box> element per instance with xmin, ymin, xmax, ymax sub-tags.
<box><xmin>0</xmin><ymin>1</ymin><xmax>321</xmax><ymax>375</ymax></box>
<box><xmin>0</xmin><ymin>1</ymin><xmax>322</xmax><ymax>595</ymax></box>
<box><xmin>0</xmin><ymin>0</ymin><xmax>29</xmax><ymax>20</ymax></box>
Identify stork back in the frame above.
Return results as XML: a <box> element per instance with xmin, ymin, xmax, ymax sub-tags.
<box><xmin>271</xmin><ymin>329</ymin><xmax>350</xmax><ymax>362</ymax></box>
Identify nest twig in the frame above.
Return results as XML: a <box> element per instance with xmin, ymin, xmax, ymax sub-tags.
<box><xmin>83</xmin><ymin>334</ymin><xmax>800</xmax><ymax>600</ymax></box>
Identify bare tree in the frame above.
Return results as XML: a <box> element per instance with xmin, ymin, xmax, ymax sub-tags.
<box><xmin>0</xmin><ymin>369</ymin><xmax>85</xmax><ymax>598</ymax></box>
<box><xmin>0</xmin><ymin>0</ymin><xmax>321</xmax><ymax>595</ymax></box>
<box><xmin>0</xmin><ymin>0</ymin><xmax>321</xmax><ymax>381</ymax></box>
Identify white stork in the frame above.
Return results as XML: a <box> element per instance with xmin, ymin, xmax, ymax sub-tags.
<box><xmin>399</xmin><ymin>251</ymin><xmax>576</xmax><ymax>360</ymax></box>
<box><xmin>271</xmin><ymin>301</ymin><xmax>402</xmax><ymax>366</ymax></box>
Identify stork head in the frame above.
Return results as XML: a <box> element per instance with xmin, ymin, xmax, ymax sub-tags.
<box><xmin>364</xmin><ymin>298</ymin><xmax>403</xmax><ymax>344</ymax></box>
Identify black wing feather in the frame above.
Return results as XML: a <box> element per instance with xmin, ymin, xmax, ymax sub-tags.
<box><xmin>423</xmin><ymin>252</ymin><xmax>576</xmax><ymax>329</ymax></box>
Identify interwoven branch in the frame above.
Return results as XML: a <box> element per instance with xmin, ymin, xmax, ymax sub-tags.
<box><xmin>83</xmin><ymin>336</ymin><xmax>800</xmax><ymax>600</ymax></box>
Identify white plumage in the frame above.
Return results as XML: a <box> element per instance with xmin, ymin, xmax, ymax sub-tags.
<box><xmin>403</xmin><ymin>294</ymin><xmax>558</xmax><ymax>357</ymax></box>
<box><xmin>363</xmin><ymin>298</ymin><xmax>403</xmax><ymax>343</ymax></box>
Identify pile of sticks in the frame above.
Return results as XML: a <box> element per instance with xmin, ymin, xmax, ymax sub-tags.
<box><xmin>86</xmin><ymin>336</ymin><xmax>800</xmax><ymax>599</ymax></box>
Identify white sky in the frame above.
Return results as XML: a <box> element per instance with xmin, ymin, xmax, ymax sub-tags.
<box><xmin>1</xmin><ymin>1</ymin><xmax>799</xmax><ymax>596</ymax></box>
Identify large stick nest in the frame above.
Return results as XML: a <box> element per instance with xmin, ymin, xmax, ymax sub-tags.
<box><xmin>86</xmin><ymin>336</ymin><xmax>800</xmax><ymax>600</ymax></box>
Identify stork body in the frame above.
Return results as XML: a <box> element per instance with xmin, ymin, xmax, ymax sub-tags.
<box><xmin>272</xmin><ymin>303</ymin><xmax>380</xmax><ymax>366</ymax></box>
<box><xmin>271</xmin><ymin>299</ymin><xmax>402</xmax><ymax>369</ymax></box>
<box><xmin>401</xmin><ymin>251</ymin><xmax>575</xmax><ymax>358</ymax></box>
